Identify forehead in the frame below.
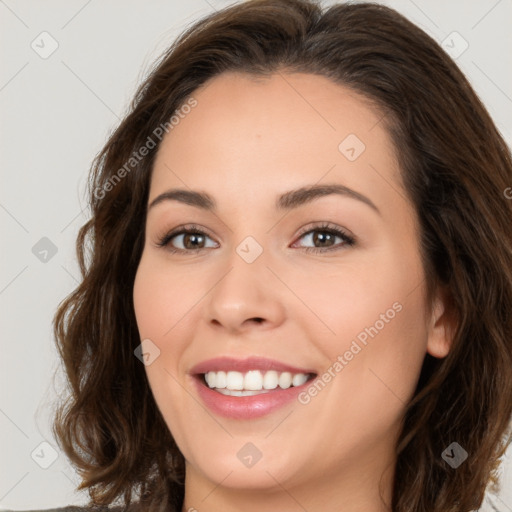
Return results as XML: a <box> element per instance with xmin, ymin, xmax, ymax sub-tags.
<box><xmin>150</xmin><ymin>71</ymin><xmax>404</xmax><ymax>215</ymax></box>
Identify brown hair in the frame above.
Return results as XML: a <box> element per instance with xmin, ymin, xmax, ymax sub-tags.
<box><xmin>52</xmin><ymin>1</ymin><xmax>512</xmax><ymax>510</ymax></box>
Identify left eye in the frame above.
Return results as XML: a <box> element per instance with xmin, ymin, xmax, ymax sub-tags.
<box><xmin>292</xmin><ymin>225</ymin><xmax>355</xmax><ymax>253</ymax></box>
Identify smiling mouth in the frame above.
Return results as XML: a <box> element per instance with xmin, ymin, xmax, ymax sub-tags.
<box><xmin>197</xmin><ymin>369</ymin><xmax>317</xmax><ymax>396</ymax></box>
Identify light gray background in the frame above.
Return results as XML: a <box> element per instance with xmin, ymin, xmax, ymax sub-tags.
<box><xmin>1</xmin><ymin>0</ymin><xmax>511</xmax><ymax>509</ymax></box>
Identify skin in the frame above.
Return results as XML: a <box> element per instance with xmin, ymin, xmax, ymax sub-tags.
<box><xmin>133</xmin><ymin>71</ymin><xmax>452</xmax><ymax>512</ymax></box>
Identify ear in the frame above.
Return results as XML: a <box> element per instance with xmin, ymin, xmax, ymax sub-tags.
<box><xmin>426</xmin><ymin>285</ymin><xmax>457</xmax><ymax>359</ymax></box>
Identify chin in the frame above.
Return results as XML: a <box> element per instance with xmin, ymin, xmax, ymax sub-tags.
<box><xmin>186</xmin><ymin>445</ymin><xmax>308</xmax><ymax>490</ymax></box>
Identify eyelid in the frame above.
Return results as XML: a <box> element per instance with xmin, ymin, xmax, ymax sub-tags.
<box><xmin>294</xmin><ymin>221</ymin><xmax>354</xmax><ymax>240</ymax></box>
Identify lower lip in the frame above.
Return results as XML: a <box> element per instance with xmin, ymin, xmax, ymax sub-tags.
<box><xmin>192</xmin><ymin>375</ymin><xmax>314</xmax><ymax>420</ymax></box>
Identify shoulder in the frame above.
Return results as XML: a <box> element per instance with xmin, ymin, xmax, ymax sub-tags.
<box><xmin>0</xmin><ymin>509</ymin><xmax>96</xmax><ymax>512</ymax></box>
<box><xmin>0</xmin><ymin>506</ymin><xmax>143</xmax><ymax>512</ymax></box>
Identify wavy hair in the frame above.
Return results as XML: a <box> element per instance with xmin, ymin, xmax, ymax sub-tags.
<box><xmin>52</xmin><ymin>1</ymin><xmax>512</xmax><ymax>510</ymax></box>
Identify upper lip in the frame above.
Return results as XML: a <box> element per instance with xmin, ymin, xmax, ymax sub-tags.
<box><xmin>189</xmin><ymin>356</ymin><xmax>317</xmax><ymax>375</ymax></box>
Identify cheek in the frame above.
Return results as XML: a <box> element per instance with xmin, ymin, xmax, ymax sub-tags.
<box><xmin>133</xmin><ymin>252</ymin><xmax>200</xmax><ymax>339</ymax></box>
<box><xmin>322</xmin><ymin>272</ymin><xmax>429</xmax><ymax>421</ymax></box>
<box><xmin>132</xmin><ymin>253</ymin><xmax>207</xmax><ymax>381</ymax></box>
<box><xmin>284</xmin><ymin>247</ymin><xmax>428</xmax><ymax>359</ymax></box>
<box><xmin>294</xmin><ymin>246</ymin><xmax>429</xmax><ymax>415</ymax></box>
<box><xmin>132</xmin><ymin>255</ymin><xmax>191</xmax><ymax>401</ymax></box>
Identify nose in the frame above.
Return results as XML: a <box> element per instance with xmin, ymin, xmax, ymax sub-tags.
<box><xmin>203</xmin><ymin>248</ymin><xmax>286</xmax><ymax>335</ymax></box>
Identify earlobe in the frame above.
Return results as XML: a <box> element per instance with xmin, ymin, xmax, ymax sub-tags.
<box><xmin>426</xmin><ymin>286</ymin><xmax>456</xmax><ymax>359</ymax></box>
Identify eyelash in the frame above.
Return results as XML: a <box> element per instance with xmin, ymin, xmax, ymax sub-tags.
<box><xmin>156</xmin><ymin>222</ymin><xmax>356</xmax><ymax>255</ymax></box>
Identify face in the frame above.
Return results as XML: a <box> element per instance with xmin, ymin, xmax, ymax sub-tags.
<box><xmin>133</xmin><ymin>71</ymin><xmax>449</xmax><ymax>501</ymax></box>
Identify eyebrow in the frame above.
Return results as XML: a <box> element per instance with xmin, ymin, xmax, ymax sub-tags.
<box><xmin>148</xmin><ymin>183</ymin><xmax>380</xmax><ymax>214</ymax></box>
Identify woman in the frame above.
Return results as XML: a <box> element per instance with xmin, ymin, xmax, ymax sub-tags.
<box><xmin>49</xmin><ymin>0</ymin><xmax>512</xmax><ymax>511</ymax></box>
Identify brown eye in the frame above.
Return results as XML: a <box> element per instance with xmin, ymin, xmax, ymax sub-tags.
<box><xmin>293</xmin><ymin>223</ymin><xmax>355</xmax><ymax>253</ymax></box>
<box><xmin>157</xmin><ymin>224</ymin><xmax>218</xmax><ymax>253</ymax></box>
<box><xmin>176</xmin><ymin>232</ymin><xmax>207</xmax><ymax>250</ymax></box>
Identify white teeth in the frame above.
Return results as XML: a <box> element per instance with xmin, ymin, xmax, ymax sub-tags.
<box><xmin>216</xmin><ymin>371</ymin><xmax>227</xmax><ymax>388</ymax></box>
<box><xmin>226</xmin><ymin>371</ymin><xmax>244</xmax><ymax>390</ymax></box>
<box><xmin>278</xmin><ymin>372</ymin><xmax>292</xmax><ymax>389</ymax></box>
<box><xmin>244</xmin><ymin>370</ymin><xmax>263</xmax><ymax>390</ymax></box>
<box><xmin>292</xmin><ymin>373</ymin><xmax>308</xmax><ymax>386</ymax></box>
<box><xmin>216</xmin><ymin>389</ymin><xmax>271</xmax><ymax>396</ymax></box>
<box><xmin>203</xmin><ymin>369</ymin><xmax>311</xmax><ymax>393</ymax></box>
<box><xmin>263</xmin><ymin>370</ymin><xmax>279</xmax><ymax>389</ymax></box>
